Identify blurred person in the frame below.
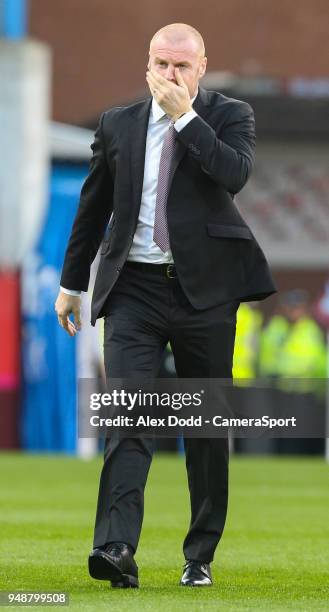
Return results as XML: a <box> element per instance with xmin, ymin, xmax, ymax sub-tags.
<box><xmin>258</xmin><ymin>310</ymin><xmax>289</xmax><ymax>379</ymax></box>
<box><xmin>233</xmin><ymin>302</ymin><xmax>263</xmax><ymax>380</ymax></box>
<box><xmin>232</xmin><ymin>302</ymin><xmax>271</xmax><ymax>454</ymax></box>
<box><xmin>314</xmin><ymin>279</ymin><xmax>329</xmax><ymax>330</ymax></box>
<box><xmin>260</xmin><ymin>290</ymin><xmax>326</xmax><ymax>454</ymax></box>
<box><xmin>55</xmin><ymin>23</ymin><xmax>276</xmax><ymax>588</ymax></box>
<box><xmin>279</xmin><ymin>290</ymin><xmax>326</xmax><ymax>378</ymax></box>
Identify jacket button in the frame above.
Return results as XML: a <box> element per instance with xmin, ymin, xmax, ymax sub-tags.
<box><xmin>188</xmin><ymin>143</ymin><xmax>200</xmax><ymax>155</ymax></box>
<box><xmin>116</xmin><ymin>267</ymin><xmax>121</xmax><ymax>273</ymax></box>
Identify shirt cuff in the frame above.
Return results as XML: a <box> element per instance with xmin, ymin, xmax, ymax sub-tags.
<box><xmin>174</xmin><ymin>110</ymin><xmax>198</xmax><ymax>132</ymax></box>
<box><xmin>60</xmin><ymin>286</ymin><xmax>82</xmax><ymax>297</ymax></box>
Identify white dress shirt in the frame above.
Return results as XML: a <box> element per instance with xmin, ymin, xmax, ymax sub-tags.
<box><xmin>61</xmin><ymin>97</ymin><xmax>197</xmax><ymax>296</ymax></box>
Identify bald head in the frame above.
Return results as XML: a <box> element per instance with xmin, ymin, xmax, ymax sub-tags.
<box><xmin>150</xmin><ymin>23</ymin><xmax>205</xmax><ymax>58</ymax></box>
<box><xmin>148</xmin><ymin>23</ymin><xmax>207</xmax><ymax>98</ymax></box>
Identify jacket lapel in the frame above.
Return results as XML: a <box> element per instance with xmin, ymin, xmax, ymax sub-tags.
<box><xmin>168</xmin><ymin>87</ymin><xmax>211</xmax><ymax>190</ymax></box>
<box><xmin>127</xmin><ymin>87</ymin><xmax>211</xmax><ymax>222</ymax></box>
<box><xmin>128</xmin><ymin>98</ymin><xmax>152</xmax><ymax>225</ymax></box>
<box><xmin>193</xmin><ymin>86</ymin><xmax>211</xmax><ymax>117</ymax></box>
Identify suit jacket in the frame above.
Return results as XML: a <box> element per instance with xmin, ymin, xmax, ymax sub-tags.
<box><xmin>60</xmin><ymin>87</ymin><xmax>277</xmax><ymax>326</ymax></box>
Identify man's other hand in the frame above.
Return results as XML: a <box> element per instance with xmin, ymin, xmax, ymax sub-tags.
<box><xmin>55</xmin><ymin>291</ymin><xmax>82</xmax><ymax>336</ymax></box>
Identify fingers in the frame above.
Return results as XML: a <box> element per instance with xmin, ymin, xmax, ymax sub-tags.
<box><xmin>54</xmin><ymin>292</ymin><xmax>82</xmax><ymax>337</ymax></box>
<box><xmin>57</xmin><ymin>313</ymin><xmax>78</xmax><ymax>337</ymax></box>
<box><xmin>146</xmin><ymin>71</ymin><xmax>169</xmax><ymax>106</ymax></box>
<box><xmin>146</xmin><ymin>71</ymin><xmax>164</xmax><ymax>98</ymax></box>
<box><xmin>67</xmin><ymin>318</ymin><xmax>78</xmax><ymax>336</ymax></box>
<box><xmin>147</xmin><ymin>69</ymin><xmax>168</xmax><ymax>89</ymax></box>
<box><xmin>146</xmin><ymin>68</ymin><xmax>191</xmax><ymax>120</ymax></box>
<box><xmin>148</xmin><ymin>67</ymin><xmax>186</xmax><ymax>91</ymax></box>
<box><xmin>145</xmin><ymin>71</ymin><xmax>157</xmax><ymax>96</ymax></box>
<box><xmin>147</xmin><ymin>69</ymin><xmax>176</xmax><ymax>94</ymax></box>
<box><xmin>73</xmin><ymin>307</ymin><xmax>82</xmax><ymax>331</ymax></box>
<box><xmin>174</xmin><ymin>67</ymin><xmax>188</xmax><ymax>89</ymax></box>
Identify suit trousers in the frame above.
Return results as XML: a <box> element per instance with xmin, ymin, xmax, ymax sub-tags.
<box><xmin>93</xmin><ymin>261</ymin><xmax>239</xmax><ymax>563</ymax></box>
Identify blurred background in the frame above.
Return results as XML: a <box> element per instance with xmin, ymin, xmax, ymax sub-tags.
<box><xmin>1</xmin><ymin>0</ymin><xmax>328</xmax><ymax>457</ymax></box>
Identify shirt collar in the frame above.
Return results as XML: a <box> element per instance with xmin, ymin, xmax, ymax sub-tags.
<box><xmin>151</xmin><ymin>92</ymin><xmax>198</xmax><ymax>123</ymax></box>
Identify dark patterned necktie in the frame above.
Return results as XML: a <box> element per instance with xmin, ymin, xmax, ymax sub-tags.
<box><xmin>153</xmin><ymin>120</ymin><xmax>176</xmax><ymax>252</ymax></box>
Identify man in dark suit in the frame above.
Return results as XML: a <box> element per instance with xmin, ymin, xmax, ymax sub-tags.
<box><xmin>55</xmin><ymin>23</ymin><xmax>276</xmax><ymax>588</ymax></box>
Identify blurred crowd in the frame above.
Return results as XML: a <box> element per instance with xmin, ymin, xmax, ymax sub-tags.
<box><xmin>232</xmin><ymin>289</ymin><xmax>327</xmax><ymax>455</ymax></box>
<box><xmin>157</xmin><ymin>288</ymin><xmax>328</xmax><ymax>456</ymax></box>
<box><xmin>233</xmin><ymin>289</ymin><xmax>327</xmax><ymax>382</ymax></box>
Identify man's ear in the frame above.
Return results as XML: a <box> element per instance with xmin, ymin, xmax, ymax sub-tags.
<box><xmin>199</xmin><ymin>57</ymin><xmax>207</xmax><ymax>79</ymax></box>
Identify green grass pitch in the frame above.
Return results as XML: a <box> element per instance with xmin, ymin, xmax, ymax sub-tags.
<box><xmin>0</xmin><ymin>452</ymin><xmax>328</xmax><ymax>611</ymax></box>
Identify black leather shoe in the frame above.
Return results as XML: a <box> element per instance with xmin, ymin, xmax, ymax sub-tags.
<box><xmin>180</xmin><ymin>560</ymin><xmax>213</xmax><ymax>586</ymax></box>
<box><xmin>88</xmin><ymin>542</ymin><xmax>139</xmax><ymax>588</ymax></box>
